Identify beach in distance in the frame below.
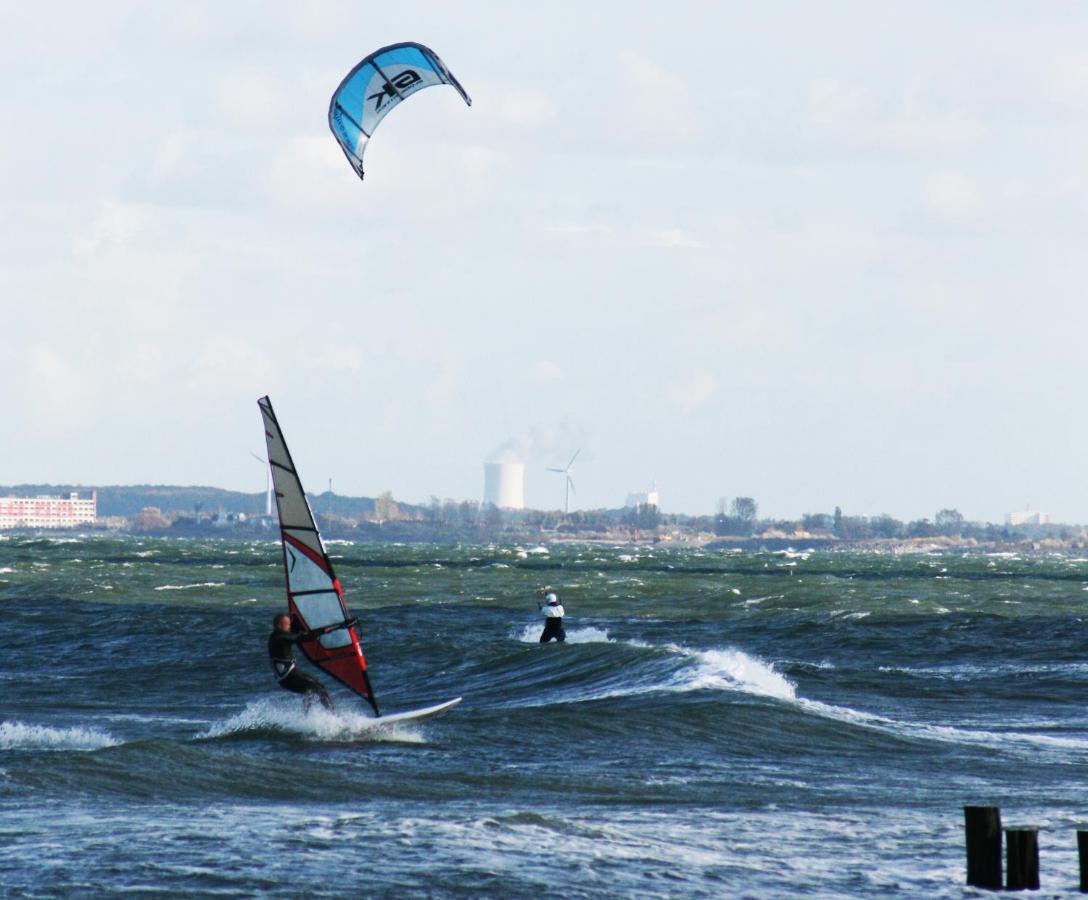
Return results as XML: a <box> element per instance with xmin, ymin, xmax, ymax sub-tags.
<box><xmin>3</xmin><ymin>534</ymin><xmax>1088</xmax><ymax>896</ymax></box>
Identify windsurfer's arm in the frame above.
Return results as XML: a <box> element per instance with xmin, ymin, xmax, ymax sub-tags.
<box><xmin>291</xmin><ymin>619</ymin><xmax>358</xmax><ymax>642</ymax></box>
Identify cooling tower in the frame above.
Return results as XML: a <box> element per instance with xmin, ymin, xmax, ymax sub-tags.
<box><xmin>483</xmin><ymin>462</ymin><xmax>525</xmax><ymax>510</ymax></box>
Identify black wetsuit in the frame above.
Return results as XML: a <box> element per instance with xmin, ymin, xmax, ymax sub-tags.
<box><xmin>267</xmin><ymin>626</ymin><xmax>333</xmax><ymax>711</ymax></box>
<box><xmin>540</xmin><ymin>617</ymin><xmax>566</xmax><ymax>643</ymax></box>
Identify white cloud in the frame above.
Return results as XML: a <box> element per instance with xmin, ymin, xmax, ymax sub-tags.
<box><xmin>150</xmin><ymin>129</ymin><xmax>200</xmax><ymax>183</ymax></box>
<box><xmin>614</xmin><ymin>50</ymin><xmax>699</xmax><ymax>141</ymax></box>
<box><xmin>15</xmin><ymin>346</ymin><xmax>100</xmax><ymax>436</ymax></box>
<box><xmin>646</xmin><ymin>228</ymin><xmax>705</xmax><ymax>250</ymax></box>
<box><xmin>260</xmin><ymin>134</ymin><xmax>350</xmax><ymax>213</ymax></box>
<box><xmin>216</xmin><ymin>70</ymin><xmax>291</xmax><ymax>131</ymax></box>
<box><xmin>923</xmin><ymin>171</ymin><xmax>982</xmax><ymax>220</ymax></box>
<box><xmin>425</xmin><ymin>355</ymin><xmax>466</xmax><ymax>405</ymax></box>
<box><xmin>898</xmin><ymin>280</ymin><xmax>983</xmax><ymax>327</ymax></box>
<box><xmin>533</xmin><ymin>359</ymin><xmax>563</xmax><ymax>382</ymax></box>
<box><xmin>316</xmin><ymin>345</ymin><xmax>364</xmax><ymax>372</ymax></box>
<box><xmin>667</xmin><ymin>373</ymin><xmax>719</xmax><ymax>413</ymax></box>
<box><xmin>490</xmin><ymin>86</ymin><xmax>557</xmax><ymax>127</ymax></box>
<box><xmin>706</xmin><ymin>305</ymin><xmax>799</xmax><ymax>351</ymax></box>
<box><xmin>185</xmin><ymin>335</ymin><xmax>275</xmax><ymax>396</ymax></box>
<box><xmin>808</xmin><ymin>79</ymin><xmax>983</xmax><ymax>155</ymax></box>
<box><xmin>546</xmin><ymin>222</ymin><xmax>613</xmax><ymax>237</ymax></box>
<box><xmin>73</xmin><ymin>201</ymin><xmax>153</xmax><ymax>258</ymax></box>
<box><xmin>1044</xmin><ymin>52</ymin><xmax>1088</xmax><ymax>106</ymax></box>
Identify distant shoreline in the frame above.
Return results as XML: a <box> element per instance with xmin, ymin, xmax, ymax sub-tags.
<box><xmin>2</xmin><ymin>526</ymin><xmax>1085</xmax><ymax>556</ymax></box>
<box><xmin>0</xmin><ymin>483</ymin><xmax>1080</xmax><ymax>551</ymax></box>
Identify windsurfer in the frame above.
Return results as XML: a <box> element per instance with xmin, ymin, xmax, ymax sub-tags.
<box><xmin>268</xmin><ymin>612</ymin><xmax>355</xmax><ymax>711</ymax></box>
<box><xmin>538</xmin><ymin>591</ymin><xmax>566</xmax><ymax>643</ymax></box>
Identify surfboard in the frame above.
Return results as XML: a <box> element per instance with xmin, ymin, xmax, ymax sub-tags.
<box><xmin>259</xmin><ymin>395</ymin><xmax>461</xmax><ymax>722</ymax></box>
<box><xmin>370</xmin><ymin>697</ymin><xmax>462</xmax><ymax>726</ymax></box>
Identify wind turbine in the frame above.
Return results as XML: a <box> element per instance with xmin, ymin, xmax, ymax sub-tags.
<box><xmin>547</xmin><ymin>449</ymin><xmax>580</xmax><ymax>514</ymax></box>
<box><xmin>250</xmin><ymin>451</ymin><xmax>273</xmax><ymax>517</ymax></box>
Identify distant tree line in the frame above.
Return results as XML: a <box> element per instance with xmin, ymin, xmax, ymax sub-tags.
<box><xmin>707</xmin><ymin>497</ymin><xmax>1076</xmax><ymax>543</ymax></box>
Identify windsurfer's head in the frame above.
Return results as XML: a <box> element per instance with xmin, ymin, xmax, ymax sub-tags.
<box><xmin>273</xmin><ymin>612</ymin><xmax>291</xmax><ymax>631</ymax></box>
<box><xmin>545</xmin><ymin>592</ymin><xmax>558</xmax><ymax>604</ymax></box>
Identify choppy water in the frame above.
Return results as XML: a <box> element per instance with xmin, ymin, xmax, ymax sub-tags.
<box><xmin>3</xmin><ymin>536</ymin><xmax>1088</xmax><ymax>896</ymax></box>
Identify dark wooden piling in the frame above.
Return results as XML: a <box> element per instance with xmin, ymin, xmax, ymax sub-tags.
<box><xmin>1005</xmin><ymin>827</ymin><xmax>1039</xmax><ymax>891</ymax></box>
<box><xmin>964</xmin><ymin>806</ymin><xmax>1002</xmax><ymax>889</ymax></box>
<box><xmin>1077</xmin><ymin>830</ymin><xmax>1088</xmax><ymax>892</ymax></box>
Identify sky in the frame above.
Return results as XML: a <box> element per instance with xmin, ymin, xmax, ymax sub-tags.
<box><xmin>2</xmin><ymin>1</ymin><xmax>1087</xmax><ymax>522</ymax></box>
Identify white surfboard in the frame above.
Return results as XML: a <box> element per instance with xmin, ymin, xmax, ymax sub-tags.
<box><xmin>371</xmin><ymin>697</ymin><xmax>462</xmax><ymax>726</ymax></box>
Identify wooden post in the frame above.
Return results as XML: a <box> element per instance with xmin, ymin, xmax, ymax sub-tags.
<box><xmin>1077</xmin><ymin>830</ymin><xmax>1088</xmax><ymax>892</ymax></box>
<box><xmin>1005</xmin><ymin>828</ymin><xmax>1039</xmax><ymax>891</ymax></box>
<box><xmin>964</xmin><ymin>806</ymin><xmax>1002</xmax><ymax>889</ymax></box>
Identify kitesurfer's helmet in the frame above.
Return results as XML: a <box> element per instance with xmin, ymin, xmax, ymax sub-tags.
<box><xmin>545</xmin><ymin>592</ymin><xmax>558</xmax><ymax>604</ymax></box>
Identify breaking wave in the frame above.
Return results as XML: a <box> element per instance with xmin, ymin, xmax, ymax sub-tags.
<box><xmin>513</xmin><ymin>624</ymin><xmax>796</xmax><ymax>703</ymax></box>
<box><xmin>0</xmin><ymin>720</ymin><xmax>118</xmax><ymax>751</ymax></box>
<box><xmin>198</xmin><ymin>698</ymin><xmax>423</xmax><ymax>744</ymax></box>
<box><xmin>510</xmin><ymin>623</ymin><xmax>1080</xmax><ymax>755</ymax></box>
<box><xmin>513</xmin><ymin>624</ymin><xmax>615</xmax><ymax>644</ymax></box>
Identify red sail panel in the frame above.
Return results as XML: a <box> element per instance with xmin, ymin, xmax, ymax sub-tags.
<box><xmin>259</xmin><ymin>396</ymin><xmax>379</xmax><ymax>715</ymax></box>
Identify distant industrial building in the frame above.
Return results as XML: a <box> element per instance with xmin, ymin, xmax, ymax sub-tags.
<box><xmin>625</xmin><ymin>483</ymin><xmax>660</xmax><ymax>509</ymax></box>
<box><xmin>483</xmin><ymin>461</ymin><xmax>525</xmax><ymax>510</ymax></box>
<box><xmin>1005</xmin><ymin>510</ymin><xmax>1050</xmax><ymax>526</ymax></box>
<box><xmin>0</xmin><ymin>491</ymin><xmax>97</xmax><ymax>529</ymax></box>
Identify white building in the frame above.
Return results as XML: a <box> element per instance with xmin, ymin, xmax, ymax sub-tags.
<box><xmin>625</xmin><ymin>483</ymin><xmax>660</xmax><ymax>509</ymax></box>
<box><xmin>0</xmin><ymin>491</ymin><xmax>97</xmax><ymax>529</ymax></box>
<box><xmin>1005</xmin><ymin>510</ymin><xmax>1050</xmax><ymax>526</ymax></box>
<box><xmin>483</xmin><ymin>462</ymin><xmax>525</xmax><ymax>510</ymax></box>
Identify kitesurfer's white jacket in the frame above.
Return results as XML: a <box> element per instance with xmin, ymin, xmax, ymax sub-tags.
<box><xmin>539</xmin><ymin>593</ymin><xmax>564</xmax><ymax>618</ymax></box>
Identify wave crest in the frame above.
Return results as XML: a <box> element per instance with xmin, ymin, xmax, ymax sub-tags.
<box><xmin>669</xmin><ymin>646</ymin><xmax>797</xmax><ymax>701</ymax></box>
<box><xmin>512</xmin><ymin>624</ymin><xmax>796</xmax><ymax>703</ymax></box>
<box><xmin>0</xmin><ymin>720</ymin><xmax>117</xmax><ymax>751</ymax></box>
<box><xmin>199</xmin><ymin>698</ymin><xmax>423</xmax><ymax>744</ymax></box>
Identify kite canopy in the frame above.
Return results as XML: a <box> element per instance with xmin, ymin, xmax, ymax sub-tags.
<box><xmin>328</xmin><ymin>41</ymin><xmax>471</xmax><ymax>181</ymax></box>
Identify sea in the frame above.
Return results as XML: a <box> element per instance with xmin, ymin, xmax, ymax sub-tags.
<box><xmin>2</xmin><ymin>535</ymin><xmax>1088</xmax><ymax>897</ymax></box>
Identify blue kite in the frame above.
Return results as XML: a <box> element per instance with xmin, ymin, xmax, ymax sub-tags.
<box><xmin>328</xmin><ymin>42</ymin><xmax>471</xmax><ymax>181</ymax></box>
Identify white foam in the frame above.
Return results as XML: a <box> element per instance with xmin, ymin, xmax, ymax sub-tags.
<box><xmin>511</xmin><ymin>625</ymin><xmax>796</xmax><ymax>703</ymax></box>
<box><xmin>666</xmin><ymin>646</ymin><xmax>797</xmax><ymax>701</ymax></box>
<box><xmin>153</xmin><ymin>582</ymin><xmax>226</xmax><ymax>591</ymax></box>
<box><xmin>514</xmin><ymin>624</ymin><xmax>614</xmax><ymax>644</ymax></box>
<box><xmin>0</xmin><ymin>720</ymin><xmax>117</xmax><ymax>751</ymax></box>
<box><xmin>199</xmin><ymin>697</ymin><xmax>423</xmax><ymax>743</ymax></box>
<box><xmin>0</xmin><ymin>567</ymin><xmax>14</xmax><ymax>574</ymax></box>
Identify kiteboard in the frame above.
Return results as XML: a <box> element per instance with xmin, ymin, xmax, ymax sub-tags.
<box><xmin>259</xmin><ymin>395</ymin><xmax>461</xmax><ymax>724</ymax></box>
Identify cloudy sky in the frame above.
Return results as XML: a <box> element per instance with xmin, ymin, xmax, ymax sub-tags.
<box><xmin>2</xmin><ymin>1</ymin><xmax>1087</xmax><ymax>521</ymax></box>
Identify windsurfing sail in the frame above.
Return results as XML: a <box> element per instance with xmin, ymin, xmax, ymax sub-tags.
<box><xmin>328</xmin><ymin>41</ymin><xmax>471</xmax><ymax>181</ymax></box>
<box><xmin>258</xmin><ymin>396</ymin><xmax>379</xmax><ymax>716</ymax></box>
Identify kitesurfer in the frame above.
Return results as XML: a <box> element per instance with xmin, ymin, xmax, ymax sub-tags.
<box><xmin>268</xmin><ymin>612</ymin><xmax>355</xmax><ymax>711</ymax></box>
<box><xmin>538</xmin><ymin>591</ymin><xmax>566</xmax><ymax>643</ymax></box>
